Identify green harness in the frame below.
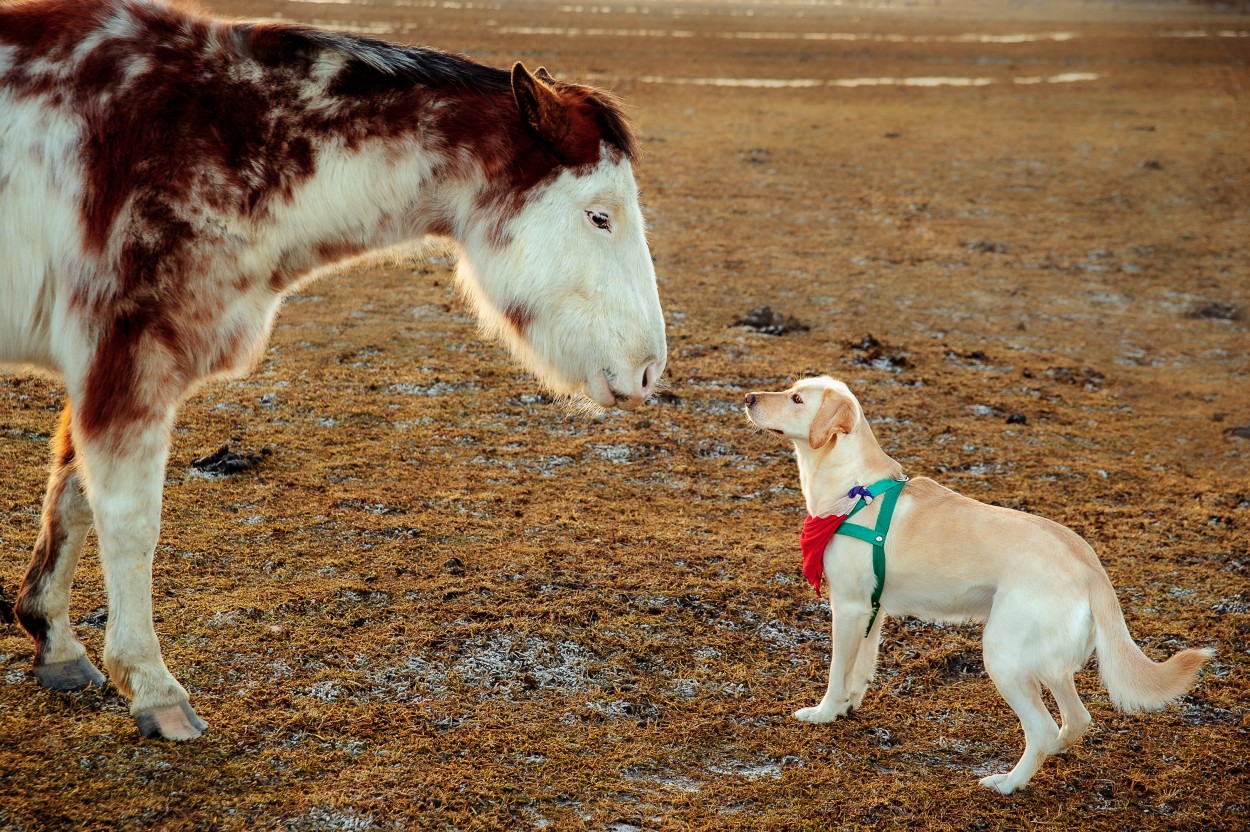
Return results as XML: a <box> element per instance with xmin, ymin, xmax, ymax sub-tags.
<box><xmin>835</xmin><ymin>477</ymin><xmax>908</xmax><ymax>637</ymax></box>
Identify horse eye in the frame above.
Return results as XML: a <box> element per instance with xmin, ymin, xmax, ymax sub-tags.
<box><xmin>791</xmin><ymin>393</ymin><xmax>803</xmax><ymax>404</ymax></box>
<box><xmin>586</xmin><ymin>210</ymin><xmax>611</xmax><ymax>232</ymax></box>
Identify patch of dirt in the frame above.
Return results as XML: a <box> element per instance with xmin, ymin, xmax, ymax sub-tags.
<box><xmin>731</xmin><ymin>305</ymin><xmax>809</xmax><ymax>336</ymax></box>
<box><xmin>1044</xmin><ymin>366</ymin><xmax>1106</xmax><ymax>390</ymax></box>
<box><xmin>190</xmin><ymin>445</ymin><xmax>273</xmax><ymax>476</ymax></box>
<box><xmin>846</xmin><ymin>333</ymin><xmax>909</xmax><ymax>371</ymax></box>
<box><xmin>1</xmin><ymin>1</ymin><xmax>1247</xmax><ymax>830</ymax></box>
<box><xmin>1189</xmin><ymin>301</ymin><xmax>1240</xmax><ymax>321</ymax></box>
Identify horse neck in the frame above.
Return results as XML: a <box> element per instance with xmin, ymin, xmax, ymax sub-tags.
<box><xmin>263</xmin><ymin>86</ymin><xmax>524</xmax><ymax>284</ymax></box>
<box><xmin>228</xmin><ymin>27</ymin><xmax>526</xmax><ymax>275</ymax></box>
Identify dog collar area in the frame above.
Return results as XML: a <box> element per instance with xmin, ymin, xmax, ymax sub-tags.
<box><xmin>836</xmin><ymin>477</ymin><xmax>907</xmax><ymax>637</ymax></box>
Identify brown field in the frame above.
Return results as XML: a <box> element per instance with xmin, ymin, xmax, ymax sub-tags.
<box><xmin>1</xmin><ymin>0</ymin><xmax>1247</xmax><ymax>829</ymax></box>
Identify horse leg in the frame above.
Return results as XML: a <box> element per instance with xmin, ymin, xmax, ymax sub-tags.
<box><xmin>14</xmin><ymin>404</ymin><xmax>106</xmax><ymax>690</ymax></box>
<box><xmin>75</xmin><ymin>403</ymin><xmax>207</xmax><ymax>740</ymax></box>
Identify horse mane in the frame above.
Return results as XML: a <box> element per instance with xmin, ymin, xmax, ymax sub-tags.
<box><xmin>234</xmin><ymin>20</ymin><xmax>638</xmax><ymax>162</ymax></box>
<box><xmin>234</xmin><ymin>22</ymin><xmax>511</xmax><ymax>91</ymax></box>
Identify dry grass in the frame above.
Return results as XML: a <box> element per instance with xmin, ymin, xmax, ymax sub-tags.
<box><xmin>1</xmin><ymin>1</ymin><xmax>1247</xmax><ymax>829</ymax></box>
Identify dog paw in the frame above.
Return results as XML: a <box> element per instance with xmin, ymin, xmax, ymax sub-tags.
<box><xmin>978</xmin><ymin>773</ymin><xmax>1021</xmax><ymax>795</ymax></box>
<box><xmin>795</xmin><ymin>700</ymin><xmax>851</xmax><ymax>723</ymax></box>
<box><xmin>794</xmin><ymin>706</ymin><xmax>836</xmax><ymax>723</ymax></box>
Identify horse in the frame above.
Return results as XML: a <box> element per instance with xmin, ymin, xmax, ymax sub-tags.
<box><xmin>0</xmin><ymin>0</ymin><xmax>667</xmax><ymax>740</ymax></box>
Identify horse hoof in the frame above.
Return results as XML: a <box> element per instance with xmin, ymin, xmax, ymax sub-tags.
<box><xmin>134</xmin><ymin>702</ymin><xmax>208</xmax><ymax>741</ymax></box>
<box><xmin>34</xmin><ymin>656</ymin><xmax>107</xmax><ymax>691</ymax></box>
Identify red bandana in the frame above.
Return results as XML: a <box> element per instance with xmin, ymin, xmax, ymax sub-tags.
<box><xmin>800</xmin><ymin>512</ymin><xmax>850</xmax><ymax>593</ymax></box>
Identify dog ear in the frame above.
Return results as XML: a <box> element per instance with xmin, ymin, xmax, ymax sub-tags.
<box><xmin>809</xmin><ymin>390</ymin><xmax>857</xmax><ymax>449</ymax></box>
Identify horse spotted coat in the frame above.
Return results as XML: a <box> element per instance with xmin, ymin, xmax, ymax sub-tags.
<box><xmin>1</xmin><ymin>0</ymin><xmax>666</xmax><ymax>739</ymax></box>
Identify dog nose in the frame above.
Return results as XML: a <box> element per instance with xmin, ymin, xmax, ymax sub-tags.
<box><xmin>744</xmin><ymin>393</ymin><xmax>757</xmax><ymax>406</ymax></box>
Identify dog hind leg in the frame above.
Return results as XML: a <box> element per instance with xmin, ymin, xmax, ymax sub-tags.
<box><xmin>979</xmin><ymin>669</ymin><xmax>1060</xmax><ymax>794</ymax></box>
<box><xmin>978</xmin><ymin>605</ymin><xmax>1063</xmax><ymax>794</ymax></box>
<box><xmin>1046</xmin><ymin>673</ymin><xmax>1091</xmax><ymax>754</ymax></box>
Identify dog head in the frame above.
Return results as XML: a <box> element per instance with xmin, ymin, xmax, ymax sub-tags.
<box><xmin>744</xmin><ymin>376</ymin><xmax>861</xmax><ymax>451</ymax></box>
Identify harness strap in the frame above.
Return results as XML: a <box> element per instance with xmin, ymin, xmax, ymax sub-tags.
<box><xmin>834</xmin><ymin>478</ymin><xmax>906</xmax><ymax>637</ymax></box>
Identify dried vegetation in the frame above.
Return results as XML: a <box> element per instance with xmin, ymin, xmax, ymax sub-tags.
<box><xmin>1</xmin><ymin>0</ymin><xmax>1247</xmax><ymax>829</ymax></box>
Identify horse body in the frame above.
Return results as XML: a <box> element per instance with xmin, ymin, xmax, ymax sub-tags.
<box><xmin>1</xmin><ymin>0</ymin><xmax>665</xmax><ymax>739</ymax></box>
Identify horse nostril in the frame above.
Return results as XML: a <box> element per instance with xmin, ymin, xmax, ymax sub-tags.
<box><xmin>745</xmin><ymin>393</ymin><xmax>757</xmax><ymax>406</ymax></box>
<box><xmin>638</xmin><ymin>360</ymin><xmax>657</xmax><ymax>396</ymax></box>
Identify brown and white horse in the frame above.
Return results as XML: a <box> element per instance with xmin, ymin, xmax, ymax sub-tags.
<box><xmin>0</xmin><ymin>0</ymin><xmax>667</xmax><ymax>740</ymax></box>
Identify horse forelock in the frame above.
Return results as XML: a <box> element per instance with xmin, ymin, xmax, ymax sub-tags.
<box><xmin>555</xmin><ymin>83</ymin><xmax>638</xmax><ymax>165</ymax></box>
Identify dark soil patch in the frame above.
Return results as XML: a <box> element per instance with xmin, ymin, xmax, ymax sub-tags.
<box><xmin>190</xmin><ymin>445</ymin><xmax>273</xmax><ymax>475</ymax></box>
<box><xmin>1190</xmin><ymin>301</ymin><xmax>1241</xmax><ymax>321</ymax></box>
<box><xmin>731</xmin><ymin>305</ymin><xmax>809</xmax><ymax>336</ymax></box>
<box><xmin>847</xmin><ymin>333</ymin><xmax>909</xmax><ymax>370</ymax></box>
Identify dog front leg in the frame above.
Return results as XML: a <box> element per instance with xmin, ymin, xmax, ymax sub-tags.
<box><xmin>847</xmin><ymin>611</ymin><xmax>886</xmax><ymax>711</ymax></box>
<box><xmin>795</xmin><ymin>602</ymin><xmax>870</xmax><ymax>723</ymax></box>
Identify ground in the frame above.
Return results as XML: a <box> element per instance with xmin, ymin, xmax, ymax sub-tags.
<box><xmin>1</xmin><ymin>0</ymin><xmax>1247</xmax><ymax>829</ymax></box>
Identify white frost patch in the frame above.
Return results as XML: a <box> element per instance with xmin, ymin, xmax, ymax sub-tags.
<box><xmin>708</xmin><ymin>760</ymin><xmax>783</xmax><ymax>780</ymax></box>
<box><xmin>285</xmin><ymin>807</ymin><xmax>377</xmax><ymax>832</ymax></box>
<box><xmin>187</xmin><ymin>468</ymin><xmax>227</xmax><ymax>480</ymax></box>
<box><xmin>451</xmin><ymin>634</ymin><xmax>593</xmax><ymax>695</ymax></box>
<box><xmin>755</xmin><ymin>619</ymin><xmax>819</xmax><ymax>648</ymax></box>
<box><xmin>589</xmin><ymin>444</ymin><xmax>633</xmax><ymax>464</ymax></box>
<box><xmin>529</xmin><ymin>455</ymin><xmax>574</xmax><ymax>477</ymax></box>
<box><xmin>388</xmin><ymin>380</ymin><xmax>480</xmax><ymax>396</ymax></box>
<box><xmin>368</xmin><ymin>655</ymin><xmax>448</xmax><ymax>701</ymax></box>
<box><xmin>1014</xmin><ymin>72</ymin><xmax>1100</xmax><ymax>85</ymax></box>
<box><xmin>623</xmin><ymin>766</ymin><xmax>703</xmax><ymax>793</ymax></box>
<box><xmin>689</xmin><ymin>398</ymin><xmax>739</xmax><ymax>417</ymax></box>
<box><xmin>1162</xmin><ymin>29</ymin><xmax>1248</xmax><ymax>38</ymax></box>
<box><xmin>636</xmin><ymin>73</ymin><xmax>1100</xmax><ymax>89</ymax></box>
<box><xmin>587</xmin><ymin>699</ymin><xmax>632</xmax><ymax>718</ymax></box>
<box><xmin>508</xmin><ymin>26</ymin><xmax>1078</xmax><ymax>44</ymax></box>
<box><xmin>299</xmin><ymin>680</ymin><xmax>350</xmax><ymax>702</ymax></box>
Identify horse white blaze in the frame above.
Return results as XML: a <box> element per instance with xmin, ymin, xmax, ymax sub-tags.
<box><xmin>458</xmin><ymin>153</ymin><xmax>665</xmax><ymax>408</ymax></box>
<box><xmin>0</xmin><ymin>0</ymin><xmax>667</xmax><ymax>740</ymax></box>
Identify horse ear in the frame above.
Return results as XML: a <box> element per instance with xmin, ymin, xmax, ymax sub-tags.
<box><xmin>809</xmin><ymin>389</ymin><xmax>857</xmax><ymax>450</ymax></box>
<box><xmin>534</xmin><ymin>66</ymin><xmax>556</xmax><ymax>83</ymax></box>
<box><xmin>512</xmin><ymin>62</ymin><xmax>571</xmax><ymax>151</ymax></box>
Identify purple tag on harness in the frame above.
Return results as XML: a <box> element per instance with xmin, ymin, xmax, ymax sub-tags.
<box><xmin>847</xmin><ymin>485</ymin><xmax>874</xmax><ymax>504</ymax></box>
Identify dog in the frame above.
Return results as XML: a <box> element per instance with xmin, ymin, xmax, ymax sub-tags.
<box><xmin>744</xmin><ymin>375</ymin><xmax>1213</xmax><ymax>794</ymax></box>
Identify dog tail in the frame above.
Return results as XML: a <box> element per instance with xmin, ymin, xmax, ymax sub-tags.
<box><xmin>1089</xmin><ymin>570</ymin><xmax>1214</xmax><ymax>712</ymax></box>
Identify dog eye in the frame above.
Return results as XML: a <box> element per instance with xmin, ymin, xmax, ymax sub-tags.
<box><xmin>585</xmin><ymin>210</ymin><xmax>612</xmax><ymax>232</ymax></box>
<box><xmin>791</xmin><ymin>393</ymin><xmax>803</xmax><ymax>404</ymax></box>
